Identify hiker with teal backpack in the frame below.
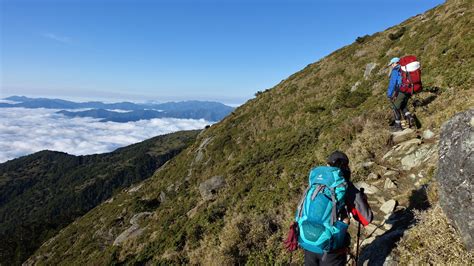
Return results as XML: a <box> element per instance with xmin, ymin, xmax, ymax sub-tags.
<box><xmin>284</xmin><ymin>151</ymin><xmax>373</xmax><ymax>265</ymax></box>
<box><xmin>386</xmin><ymin>56</ymin><xmax>423</xmax><ymax>131</ymax></box>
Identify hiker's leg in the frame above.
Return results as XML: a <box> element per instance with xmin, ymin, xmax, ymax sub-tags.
<box><xmin>320</xmin><ymin>252</ymin><xmax>347</xmax><ymax>266</ymax></box>
<box><xmin>390</xmin><ymin>98</ymin><xmax>403</xmax><ymax>130</ymax></box>
<box><xmin>401</xmin><ymin>94</ymin><xmax>414</xmax><ymax>127</ymax></box>
<box><xmin>304</xmin><ymin>250</ymin><xmax>321</xmax><ymax>266</ymax></box>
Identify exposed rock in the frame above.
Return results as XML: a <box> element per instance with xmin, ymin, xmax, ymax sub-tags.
<box><xmin>361</xmin><ymin>236</ymin><xmax>376</xmax><ymax>246</ymax></box>
<box><xmin>422</xmin><ymin>129</ymin><xmax>435</xmax><ymax>140</ymax></box>
<box><xmin>355</xmin><ymin>49</ymin><xmax>368</xmax><ymax>57</ymax></box>
<box><xmin>351</xmin><ymin>81</ymin><xmax>361</xmax><ymax>92</ymax></box>
<box><xmin>380</xmin><ymin>199</ymin><xmax>397</xmax><ymax>214</ymax></box>
<box><xmin>384</xmin><ymin>178</ymin><xmax>397</xmax><ymax>190</ymax></box>
<box><xmin>436</xmin><ymin>109</ymin><xmax>474</xmax><ymax>250</ymax></box>
<box><xmin>364</xmin><ymin>63</ymin><xmax>377</xmax><ymax>79</ymax></box>
<box><xmin>113</xmin><ymin>212</ymin><xmax>152</xmax><ymax>246</ymax></box>
<box><xmin>105</xmin><ymin>197</ymin><xmax>114</xmax><ymax>204</ymax></box>
<box><xmin>199</xmin><ymin>176</ymin><xmax>226</xmax><ymax>200</ymax></box>
<box><xmin>383</xmin><ymin>223</ymin><xmax>393</xmax><ymax>230</ymax></box>
<box><xmin>159</xmin><ymin>191</ymin><xmax>167</xmax><ymax>203</ymax></box>
<box><xmin>127</xmin><ymin>183</ymin><xmax>143</xmax><ymax>194</ymax></box>
<box><xmin>187</xmin><ymin>205</ymin><xmax>199</xmax><ymax>218</ymax></box>
<box><xmin>365</xmin><ymin>224</ymin><xmax>386</xmax><ymax>237</ymax></box>
<box><xmin>390</xmin><ymin>128</ymin><xmax>416</xmax><ymax>144</ymax></box>
<box><xmin>382</xmin><ymin>138</ymin><xmax>421</xmax><ymax>161</ymax></box>
<box><xmin>367</xmin><ymin>172</ymin><xmax>379</xmax><ymax>180</ymax></box>
<box><xmin>400</xmin><ymin>144</ymin><xmax>437</xmax><ymax>170</ymax></box>
<box><xmin>354</xmin><ymin>182</ymin><xmax>381</xmax><ymax>194</ymax></box>
<box><xmin>362</xmin><ymin>161</ymin><xmax>375</xmax><ymax>168</ymax></box>
<box><xmin>187</xmin><ymin>201</ymin><xmax>205</xmax><ymax>218</ymax></box>
<box><xmin>375</xmin><ymin>196</ymin><xmax>386</xmax><ymax>203</ymax></box>
<box><xmin>383</xmin><ymin>170</ymin><xmax>398</xmax><ymax>177</ymax></box>
<box><xmin>195</xmin><ymin>137</ymin><xmax>213</xmax><ymax>163</ymax></box>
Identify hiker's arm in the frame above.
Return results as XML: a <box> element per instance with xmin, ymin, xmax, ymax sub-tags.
<box><xmin>387</xmin><ymin>70</ymin><xmax>398</xmax><ymax>98</ymax></box>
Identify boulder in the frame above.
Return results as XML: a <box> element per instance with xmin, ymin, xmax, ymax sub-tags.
<box><xmin>384</xmin><ymin>178</ymin><xmax>397</xmax><ymax>190</ymax></box>
<box><xmin>354</xmin><ymin>182</ymin><xmax>381</xmax><ymax>194</ymax></box>
<box><xmin>199</xmin><ymin>176</ymin><xmax>226</xmax><ymax>200</ymax></box>
<box><xmin>422</xmin><ymin>129</ymin><xmax>435</xmax><ymax>140</ymax></box>
<box><xmin>436</xmin><ymin>109</ymin><xmax>473</xmax><ymax>250</ymax></box>
<box><xmin>390</xmin><ymin>128</ymin><xmax>416</xmax><ymax>144</ymax></box>
<box><xmin>380</xmin><ymin>199</ymin><xmax>397</xmax><ymax>214</ymax></box>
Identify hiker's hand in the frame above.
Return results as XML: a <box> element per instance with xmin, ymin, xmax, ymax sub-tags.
<box><xmin>343</xmin><ymin>217</ymin><xmax>350</xmax><ymax>224</ymax></box>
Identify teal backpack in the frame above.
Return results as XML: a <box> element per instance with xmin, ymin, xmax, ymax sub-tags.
<box><xmin>295</xmin><ymin>166</ymin><xmax>348</xmax><ymax>254</ymax></box>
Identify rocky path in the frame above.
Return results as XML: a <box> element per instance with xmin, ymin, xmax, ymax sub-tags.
<box><xmin>348</xmin><ymin>128</ymin><xmax>439</xmax><ymax>265</ymax></box>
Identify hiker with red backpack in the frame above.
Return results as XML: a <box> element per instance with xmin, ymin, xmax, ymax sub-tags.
<box><xmin>285</xmin><ymin>151</ymin><xmax>373</xmax><ymax>265</ymax></box>
<box><xmin>386</xmin><ymin>56</ymin><xmax>422</xmax><ymax>131</ymax></box>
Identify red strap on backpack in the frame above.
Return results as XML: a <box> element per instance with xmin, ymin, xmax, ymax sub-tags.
<box><xmin>283</xmin><ymin>222</ymin><xmax>299</xmax><ymax>252</ymax></box>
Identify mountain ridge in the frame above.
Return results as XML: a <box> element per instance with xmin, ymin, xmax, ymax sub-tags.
<box><xmin>25</xmin><ymin>0</ymin><xmax>474</xmax><ymax>264</ymax></box>
<box><xmin>0</xmin><ymin>130</ymin><xmax>199</xmax><ymax>265</ymax></box>
<box><xmin>1</xmin><ymin>96</ymin><xmax>234</xmax><ymax>122</ymax></box>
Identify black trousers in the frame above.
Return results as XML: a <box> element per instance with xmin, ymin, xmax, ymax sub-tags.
<box><xmin>304</xmin><ymin>249</ymin><xmax>346</xmax><ymax>266</ymax></box>
<box><xmin>390</xmin><ymin>92</ymin><xmax>411</xmax><ymax>122</ymax></box>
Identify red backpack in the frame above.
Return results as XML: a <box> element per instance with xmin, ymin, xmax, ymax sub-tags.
<box><xmin>399</xmin><ymin>55</ymin><xmax>422</xmax><ymax>94</ymax></box>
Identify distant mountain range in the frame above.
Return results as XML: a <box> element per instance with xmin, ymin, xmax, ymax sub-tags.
<box><xmin>1</xmin><ymin>96</ymin><xmax>234</xmax><ymax>122</ymax></box>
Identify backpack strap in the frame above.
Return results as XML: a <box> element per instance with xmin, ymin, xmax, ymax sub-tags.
<box><xmin>330</xmin><ymin>188</ymin><xmax>337</xmax><ymax>225</ymax></box>
<box><xmin>310</xmin><ymin>185</ymin><xmax>324</xmax><ymax>201</ymax></box>
<box><xmin>329</xmin><ymin>182</ymin><xmax>348</xmax><ymax>225</ymax></box>
<box><xmin>406</xmin><ymin>70</ymin><xmax>414</xmax><ymax>95</ymax></box>
<box><xmin>297</xmin><ymin>185</ymin><xmax>311</xmax><ymax>218</ymax></box>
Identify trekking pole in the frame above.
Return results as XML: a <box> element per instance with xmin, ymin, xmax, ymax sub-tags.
<box><xmin>355</xmin><ymin>187</ymin><xmax>364</xmax><ymax>265</ymax></box>
<box><xmin>355</xmin><ymin>220</ymin><xmax>361</xmax><ymax>265</ymax></box>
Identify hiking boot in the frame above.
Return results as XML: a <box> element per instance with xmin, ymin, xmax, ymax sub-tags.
<box><xmin>404</xmin><ymin>112</ymin><xmax>415</xmax><ymax>128</ymax></box>
<box><xmin>390</xmin><ymin>123</ymin><xmax>403</xmax><ymax>132</ymax></box>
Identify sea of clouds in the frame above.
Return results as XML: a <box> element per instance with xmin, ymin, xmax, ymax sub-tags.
<box><xmin>0</xmin><ymin>107</ymin><xmax>210</xmax><ymax>163</ymax></box>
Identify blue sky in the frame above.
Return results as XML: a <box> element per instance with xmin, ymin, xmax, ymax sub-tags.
<box><xmin>1</xmin><ymin>0</ymin><xmax>444</xmax><ymax>105</ymax></box>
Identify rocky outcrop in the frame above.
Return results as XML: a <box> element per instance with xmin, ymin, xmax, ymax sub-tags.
<box><xmin>199</xmin><ymin>176</ymin><xmax>226</xmax><ymax>200</ymax></box>
<box><xmin>364</xmin><ymin>62</ymin><xmax>377</xmax><ymax>79</ymax></box>
<box><xmin>391</xmin><ymin>128</ymin><xmax>417</xmax><ymax>144</ymax></box>
<box><xmin>113</xmin><ymin>212</ymin><xmax>152</xmax><ymax>246</ymax></box>
<box><xmin>436</xmin><ymin>109</ymin><xmax>473</xmax><ymax>250</ymax></box>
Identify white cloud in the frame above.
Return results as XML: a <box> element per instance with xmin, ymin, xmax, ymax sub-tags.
<box><xmin>41</xmin><ymin>33</ymin><xmax>73</xmax><ymax>44</ymax></box>
<box><xmin>0</xmin><ymin>108</ymin><xmax>210</xmax><ymax>163</ymax></box>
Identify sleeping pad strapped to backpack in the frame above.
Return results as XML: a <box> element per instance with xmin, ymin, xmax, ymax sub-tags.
<box><xmin>295</xmin><ymin>166</ymin><xmax>348</xmax><ymax>254</ymax></box>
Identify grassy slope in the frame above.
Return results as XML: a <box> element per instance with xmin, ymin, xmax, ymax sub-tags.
<box><xmin>0</xmin><ymin>130</ymin><xmax>199</xmax><ymax>265</ymax></box>
<box><xmin>28</xmin><ymin>0</ymin><xmax>473</xmax><ymax>264</ymax></box>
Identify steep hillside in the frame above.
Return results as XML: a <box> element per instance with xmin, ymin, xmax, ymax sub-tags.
<box><xmin>0</xmin><ymin>130</ymin><xmax>198</xmax><ymax>265</ymax></box>
<box><xmin>27</xmin><ymin>0</ymin><xmax>473</xmax><ymax>264</ymax></box>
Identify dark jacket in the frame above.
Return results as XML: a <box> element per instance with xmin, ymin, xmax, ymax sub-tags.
<box><xmin>343</xmin><ymin>182</ymin><xmax>373</xmax><ymax>226</ymax></box>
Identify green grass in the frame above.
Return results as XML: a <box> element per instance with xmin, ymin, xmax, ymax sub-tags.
<box><xmin>26</xmin><ymin>1</ymin><xmax>474</xmax><ymax>265</ymax></box>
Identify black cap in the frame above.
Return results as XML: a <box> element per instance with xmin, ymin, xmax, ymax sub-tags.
<box><xmin>327</xmin><ymin>151</ymin><xmax>349</xmax><ymax>166</ymax></box>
